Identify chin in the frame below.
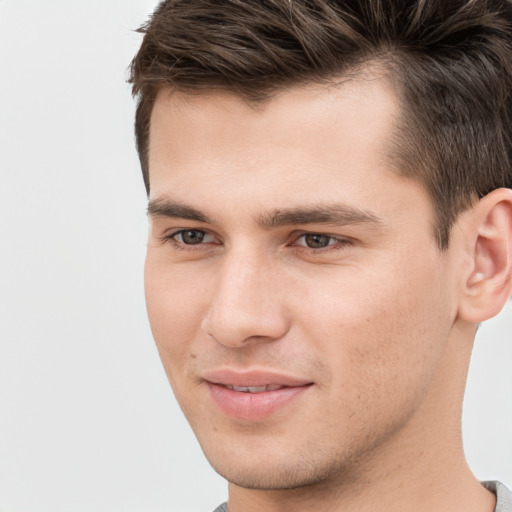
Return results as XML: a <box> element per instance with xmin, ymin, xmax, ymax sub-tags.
<box><xmin>212</xmin><ymin>462</ymin><xmax>326</xmax><ymax>490</ymax></box>
<box><xmin>203</xmin><ymin>442</ymin><xmax>355</xmax><ymax>491</ymax></box>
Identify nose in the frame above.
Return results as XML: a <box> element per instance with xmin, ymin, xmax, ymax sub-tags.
<box><xmin>200</xmin><ymin>252</ymin><xmax>290</xmax><ymax>348</ymax></box>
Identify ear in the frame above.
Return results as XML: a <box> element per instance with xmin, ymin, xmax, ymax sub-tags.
<box><xmin>458</xmin><ymin>188</ymin><xmax>512</xmax><ymax>323</ymax></box>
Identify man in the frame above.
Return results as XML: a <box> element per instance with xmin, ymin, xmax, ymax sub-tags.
<box><xmin>129</xmin><ymin>1</ymin><xmax>512</xmax><ymax>511</ymax></box>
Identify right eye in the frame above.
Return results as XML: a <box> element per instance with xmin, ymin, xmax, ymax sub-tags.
<box><xmin>170</xmin><ymin>229</ymin><xmax>214</xmax><ymax>245</ymax></box>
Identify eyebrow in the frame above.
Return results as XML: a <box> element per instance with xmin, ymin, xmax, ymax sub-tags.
<box><xmin>147</xmin><ymin>198</ymin><xmax>383</xmax><ymax>229</ymax></box>
<box><xmin>147</xmin><ymin>198</ymin><xmax>211</xmax><ymax>223</ymax></box>
<box><xmin>257</xmin><ymin>204</ymin><xmax>383</xmax><ymax>229</ymax></box>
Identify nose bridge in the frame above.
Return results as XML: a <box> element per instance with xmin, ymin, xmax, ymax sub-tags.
<box><xmin>202</xmin><ymin>244</ymin><xmax>288</xmax><ymax>347</ymax></box>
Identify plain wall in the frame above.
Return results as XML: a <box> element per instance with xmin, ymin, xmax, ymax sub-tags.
<box><xmin>0</xmin><ymin>2</ymin><xmax>510</xmax><ymax>511</ymax></box>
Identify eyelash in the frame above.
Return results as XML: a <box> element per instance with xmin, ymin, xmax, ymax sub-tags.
<box><xmin>292</xmin><ymin>233</ymin><xmax>352</xmax><ymax>252</ymax></box>
<box><xmin>162</xmin><ymin>229</ymin><xmax>353</xmax><ymax>254</ymax></box>
<box><xmin>162</xmin><ymin>229</ymin><xmax>218</xmax><ymax>251</ymax></box>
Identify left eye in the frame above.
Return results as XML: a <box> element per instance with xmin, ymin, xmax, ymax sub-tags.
<box><xmin>172</xmin><ymin>229</ymin><xmax>213</xmax><ymax>245</ymax></box>
<box><xmin>295</xmin><ymin>234</ymin><xmax>339</xmax><ymax>249</ymax></box>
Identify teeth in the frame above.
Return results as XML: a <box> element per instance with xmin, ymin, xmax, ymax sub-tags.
<box><xmin>236</xmin><ymin>386</ymin><xmax>267</xmax><ymax>393</ymax></box>
<box><xmin>225</xmin><ymin>385</ymin><xmax>285</xmax><ymax>393</ymax></box>
<box><xmin>265</xmin><ymin>384</ymin><xmax>284</xmax><ymax>391</ymax></box>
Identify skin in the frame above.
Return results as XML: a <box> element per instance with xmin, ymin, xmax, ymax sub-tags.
<box><xmin>144</xmin><ymin>75</ymin><xmax>512</xmax><ymax>512</ymax></box>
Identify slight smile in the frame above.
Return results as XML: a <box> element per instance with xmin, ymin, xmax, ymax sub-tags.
<box><xmin>203</xmin><ymin>370</ymin><xmax>314</xmax><ymax>421</ymax></box>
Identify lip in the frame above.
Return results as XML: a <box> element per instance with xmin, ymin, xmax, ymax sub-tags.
<box><xmin>203</xmin><ymin>369</ymin><xmax>313</xmax><ymax>421</ymax></box>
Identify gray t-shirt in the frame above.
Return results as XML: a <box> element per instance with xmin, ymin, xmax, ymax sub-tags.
<box><xmin>485</xmin><ymin>481</ymin><xmax>512</xmax><ymax>512</ymax></box>
<box><xmin>212</xmin><ymin>481</ymin><xmax>512</xmax><ymax>512</ymax></box>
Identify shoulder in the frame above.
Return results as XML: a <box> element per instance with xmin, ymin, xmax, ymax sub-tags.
<box><xmin>483</xmin><ymin>481</ymin><xmax>512</xmax><ymax>512</ymax></box>
<box><xmin>211</xmin><ymin>503</ymin><xmax>228</xmax><ymax>512</ymax></box>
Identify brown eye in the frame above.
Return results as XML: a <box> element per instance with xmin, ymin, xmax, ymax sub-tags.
<box><xmin>302</xmin><ymin>234</ymin><xmax>333</xmax><ymax>248</ymax></box>
<box><xmin>176</xmin><ymin>230</ymin><xmax>206</xmax><ymax>244</ymax></box>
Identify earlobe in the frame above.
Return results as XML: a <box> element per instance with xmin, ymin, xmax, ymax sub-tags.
<box><xmin>458</xmin><ymin>188</ymin><xmax>512</xmax><ymax>324</ymax></box>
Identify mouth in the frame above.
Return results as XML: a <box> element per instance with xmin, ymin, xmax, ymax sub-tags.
<box><xmin>224</xmin><ymin>384</ymin><xmax>288</xmax><ymax>393</ymax></box>
<box><xmin>203</xmin><ymin>370</ymin><xmax>313</xmax><ymax>421</ymax></box>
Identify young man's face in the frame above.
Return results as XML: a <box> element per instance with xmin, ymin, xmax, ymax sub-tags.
<box><xmin>145</xmin><ymin>77</ymin><xmax>466</xmax><ymax>490</ymax></box>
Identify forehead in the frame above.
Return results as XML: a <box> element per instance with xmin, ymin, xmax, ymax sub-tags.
<box><xmin>152</xmin><ymin>75</ymin><xmax>397</xmax><ymax>132</ymax></box>
<box><xmin>148</xmin><ymin>76</ymin><xmax>400</xmax><ymax>190</ymax></box>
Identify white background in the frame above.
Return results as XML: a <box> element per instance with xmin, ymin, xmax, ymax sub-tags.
<box><xmin>0</xmin><ymin>1</ymin><xmax>510</xmax><ymax>511</ymax></box>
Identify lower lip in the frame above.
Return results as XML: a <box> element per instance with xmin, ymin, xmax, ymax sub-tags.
<box><xmin>207</xmin><ymin>383</ymin><xmax>311</xmax><ymax>421</ymax></box>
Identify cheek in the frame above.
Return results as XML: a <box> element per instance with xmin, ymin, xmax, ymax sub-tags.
<box><xmin>295</xmin><ymin>254</ymin><xmax>452</xmax><ymax>415</ymax></box>
<box><xmin>144</xmin><ymin>254</ymin><xmax>210</xmax><ymax>365</ymax></box>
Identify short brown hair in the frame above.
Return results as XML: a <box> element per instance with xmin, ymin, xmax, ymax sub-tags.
<box><xmin>129</xmin><ymin>0</ymin><xmax>512</xmax><ymax>248</ymax></box>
